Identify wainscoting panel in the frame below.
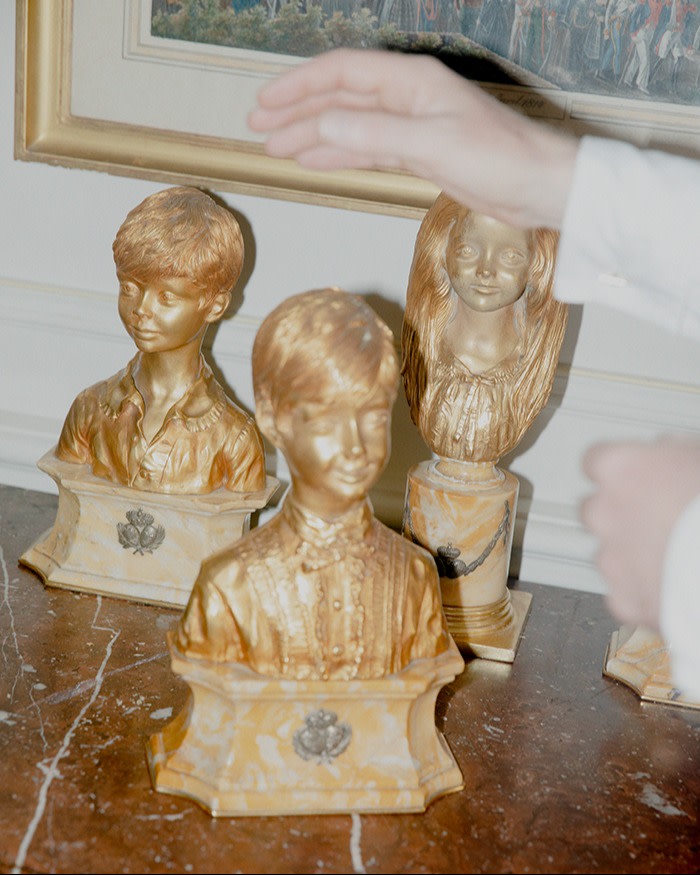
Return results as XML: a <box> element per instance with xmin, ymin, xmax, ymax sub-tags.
<box><xmin>2</xmin><ymin>276</ymin><xmax>698</xmax><ymax>594</ymax></box>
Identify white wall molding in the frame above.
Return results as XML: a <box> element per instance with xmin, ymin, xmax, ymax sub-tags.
<box><xmin>551</xmin><ymin>367</ymin><xmax>700</xmax><ymax>432</ymax></box>
<box><xmin>2</xmin><ymin>277</ymin><xmax>698</xmax><ymax>595</ymax></box>
<box><xmin>1</xmin><ymin>274</ymin><xmax>262</xmax><ymax>359</ymax></box>
<box><xmin>0</xmin><ymin>410</ymin><xmax>62</xmax><ymax>493</ymax></box>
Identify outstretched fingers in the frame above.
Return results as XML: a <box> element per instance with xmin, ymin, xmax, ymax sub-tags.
<box><xmin>249</xmin><ymin>86</ymin><xmax>382</xmax><ymax>135</ymax></box>
<box><xmin>260</xmin><ymin>105</ymin><xmax>436</xmax><ymax>173</ymax></box>
<box><xmin>248</xmin><ymin>47</ymin><xmax>577</xmax><ymax>228</ymax></box>
<box><xmin>254</xmin><ymin>49</ymin><xmax>448</xmax><ymax>116</ymax></box>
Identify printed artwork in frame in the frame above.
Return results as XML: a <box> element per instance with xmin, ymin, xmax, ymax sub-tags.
<box><xmin>15</xmin><ymin>0</ymin><xmax>700</xmax><ymax>218</ymax></box>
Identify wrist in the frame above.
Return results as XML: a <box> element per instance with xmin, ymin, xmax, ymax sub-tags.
<box><xmin>523</xmin><ymin>126</ymin><xmax>579</xmax><ymax>230</ymax></box>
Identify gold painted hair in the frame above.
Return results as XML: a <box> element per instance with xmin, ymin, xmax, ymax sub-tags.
<box><xmin>401</xmin><ymin>193</ymin><xmax>560</xmax><ymax>425</ymax></box>
<box><xmin>253</xmin><ymin>288</ymin><xmax>398</xmax><ymax>415</ymax></box>
<box><xmin>112</xmin><ymin>186</ymin><xmax>244</xmax><ymax>306</ymax></box>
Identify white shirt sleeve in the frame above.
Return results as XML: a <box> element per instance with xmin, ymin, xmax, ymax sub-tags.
<box><xmin>660</xmin><ymin>494</ymin><xmax>700</xmax><ymax>700</ymax></box>
<box><xmin>555</xmin><ymin>135</ymin><xmax>700</xmax><ymax>340</ymax></box>
<box><xmin>556</xmin><ymin>135</ymin><xmax>700</xmax><ymax>698</ymax></box>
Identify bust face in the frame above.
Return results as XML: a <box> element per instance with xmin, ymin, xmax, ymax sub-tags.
<box><xmin>445</xmin><ymin>213</ymin><xmax>532</xmax><ymax>314</ymax></box>
<box><xmin>118</xmin><ymin>273</ymin><xmax>213</xmax><ymax>353</ymax></box>
<box><xmin>274</xmin><ymin>385</ymin><xmax>392</xmax><ymax>516</ymax></box>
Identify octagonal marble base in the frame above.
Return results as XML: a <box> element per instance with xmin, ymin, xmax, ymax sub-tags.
<box><xmin>604</xmin><ymin>625</ymin><xmax>700</xmax><ymax>710</ymax></box>
<box><xmin>20</xmin><ymin>450</ymin><xmax>279</xmax><ymax>608</ymax></box>
<box><xmin>147</xmin><ymin>636</ymin><xmax>465</xmax><ymax>816</ymax></box>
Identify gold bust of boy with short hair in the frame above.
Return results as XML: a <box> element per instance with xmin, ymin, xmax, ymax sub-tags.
<box><xmin>177</xmin><ymin>288</ymin><xmax>451</xmax><ymax>678</ymax></box>
<box><xmin>56</xmin><ymin>186</ymin><xmax>265</xmax><ymax>495</ymax></box>
<box><xmin>150</xmin><ymin>289</ymin><xmax>463</xmax><ymax>816</ymax></box>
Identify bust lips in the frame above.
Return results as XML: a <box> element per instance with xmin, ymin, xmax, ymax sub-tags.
<box><xmin>470</xmin><ymin>284</ymin><xmax>500</xmax><ymax>295</ymax></box>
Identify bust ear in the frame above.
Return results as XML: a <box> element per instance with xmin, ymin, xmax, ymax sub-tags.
<box><xmin>204</xmin><ymin>290</ymin><xmax>232</xmax><ymax>323</ymax></box>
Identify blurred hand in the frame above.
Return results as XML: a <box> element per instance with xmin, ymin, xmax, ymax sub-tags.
<box><xmin>581</xmin><ymin>437</ymin><xmax>700</xmax><ymax>630</ymax></box>
<box><xmin>249</xmin><ymin>49</ymin><xmax>578</xmax><ymax>229</ymax></box>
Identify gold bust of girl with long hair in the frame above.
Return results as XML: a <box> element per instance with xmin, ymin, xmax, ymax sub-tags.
<box><xmin>402</xmin><ymin>193</ymin><xmax>567</xmax><ymax>465</ymax></box>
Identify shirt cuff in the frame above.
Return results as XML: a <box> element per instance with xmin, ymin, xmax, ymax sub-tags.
<box><xmin>660</xmin><ymin>493</ymin><xmax>700</xmax><ymax>700</ymax></box>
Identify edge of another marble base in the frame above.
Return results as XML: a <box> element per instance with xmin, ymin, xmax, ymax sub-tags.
<box><xmin>603</xmin><ymin>625</ymin><xmax>700</xmax><ymax>710</ymax></box>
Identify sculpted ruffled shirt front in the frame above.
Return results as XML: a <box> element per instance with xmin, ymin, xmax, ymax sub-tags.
<box><xmin>178</xmin><ymin>496</ymin><xmax>451</xmax><ymax>679</ymax></box>
<box><xmin>418</xmin><ymin>311</ymin><xmax>567</xmax><ymax>464</ymax></box>
<box><xmin>56</xmin><ymin>354</ymin><xmax>265</xmax><ymax>494</ymax></box>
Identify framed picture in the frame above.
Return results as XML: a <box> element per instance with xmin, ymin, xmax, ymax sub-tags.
<box><xmin>15</xmin><ymin>0</ymin><xmax>440</xmax><ymax>217</ymax></box>
<box><xmin>15</xmin><ymin>1</ymin><xmax>700</xmax><ymax>218</ymax></box>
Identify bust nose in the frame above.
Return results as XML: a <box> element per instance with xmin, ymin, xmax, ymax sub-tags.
<box><xmin>342</xmin><ymin>417</ymin><xmax>365</xmax><ymax>458</ymax></box>
<box><xmin>475</xmin><ymin>250</ymin><xmax>497</xmax><ymax>278</ymax></box>
<box><xmin>134</xmin><ymin>287</ymin><xmax>155</xmax><ymax>318</ymax></box>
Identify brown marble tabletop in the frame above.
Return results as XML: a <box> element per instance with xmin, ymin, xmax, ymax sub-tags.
<box><xmin>0</xmin><ymin>483</ymin><xmax>698</xmax><ymax>874</ymax></box>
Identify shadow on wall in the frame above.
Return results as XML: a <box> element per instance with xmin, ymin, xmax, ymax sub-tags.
<box><xmin>365</xmin><ymin>292</ymin><xmax>432</xmax><ymax>529</ymax></box>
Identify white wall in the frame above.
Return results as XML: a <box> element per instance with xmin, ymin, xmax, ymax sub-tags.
<box><xmin>2</xmin><ymin>1</ymin><xmax>699</xmax><ymax>593</ymax></box>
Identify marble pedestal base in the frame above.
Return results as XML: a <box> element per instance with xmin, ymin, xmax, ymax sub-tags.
<box><xmin>20</xmin><ymin>450</ymin><xmax>279</xmax><ymax>608</ymax></box>
<box><xmin>147</xmin><ymin>637</ymin><xmax>465</xmax><ymax>816</ymax></box>
<box><xmin>404</xmin><ymin>459</ymin><xmax>528</xmax><ymax>663</ymax></box>
<box><xmin>604</xmin><ymin>625</ymin><xmax>700</xmax><ymax>710</ymax></box>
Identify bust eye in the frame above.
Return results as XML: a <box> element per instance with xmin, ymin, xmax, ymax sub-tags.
<box><xmin>119</xmin><ymin>282</ymin><xmax>138</xmax><ymax>297</ymax></box>
<box><xmin>159</xmin><ymin>290</ymin><xmax>176</xmax><ymax>304</ymax></box>
<box><xmin>501</xmin><ymin>249</ymin><xmax>527</xmax><ymax>265</ymax></box>
<box><xmin>456</xmin><ymin>244</ymin><xmax>478</xmax><ymax>259</ymax></box>
<box><xmin>303</xmin><ymin>408</ymin><xmax>335</xmax><ymax>429</ymax></box>
<box><xmin>309</xmin><ymin>418</ymin><xmax>336</xmax><ymax>436</ymax></box>
<box><xmin>362</xmin><ymin>410</ymin><xmax>389</xmax><ymax>429</ymax></box>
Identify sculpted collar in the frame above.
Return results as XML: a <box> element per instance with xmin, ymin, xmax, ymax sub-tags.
<box><xmin>101</xmin><ymin>354</ymin><xmax>226</xmax><ymax>432</ymax></box>
<box><xmin>436</xmin><ymin>335</ymin><xmax>522</xmax><ymax>383</ymax></box>
<box><xmin>282</xmin><ymin>496</ymin><xmax>375</xmax><ymax>569</ymax></box>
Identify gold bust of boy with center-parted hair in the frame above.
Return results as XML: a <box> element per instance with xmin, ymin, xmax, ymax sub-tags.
<box><xmin>56</xmin><ymin>186</ymin><xmax>265</xmax><ymax>495</ymax></box>
<box><xmin>177</xmin><ymin>288</ymin><xmax>451</xmax><ymax>679</ymax></box>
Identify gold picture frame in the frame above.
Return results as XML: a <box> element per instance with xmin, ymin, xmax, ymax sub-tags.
<box><xmin>14</xmin><ymin>0</ymin><xmax>438</xmax><ymax>218</ymax></box>
<box><xmin>15</xmin><ymin>1</ymin><xmax>700</xmax><ymax>218</ymax></box>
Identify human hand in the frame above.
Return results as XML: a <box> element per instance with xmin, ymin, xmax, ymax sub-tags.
<box><xmin>248</xmin><ymin>49</ymin><xmax>578</xmax><ymax>229</ymax></box>
<box><xmin>581</xmin><ymin>437</ymin><xmax>700</xmax><ymax>630</ymax></box>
